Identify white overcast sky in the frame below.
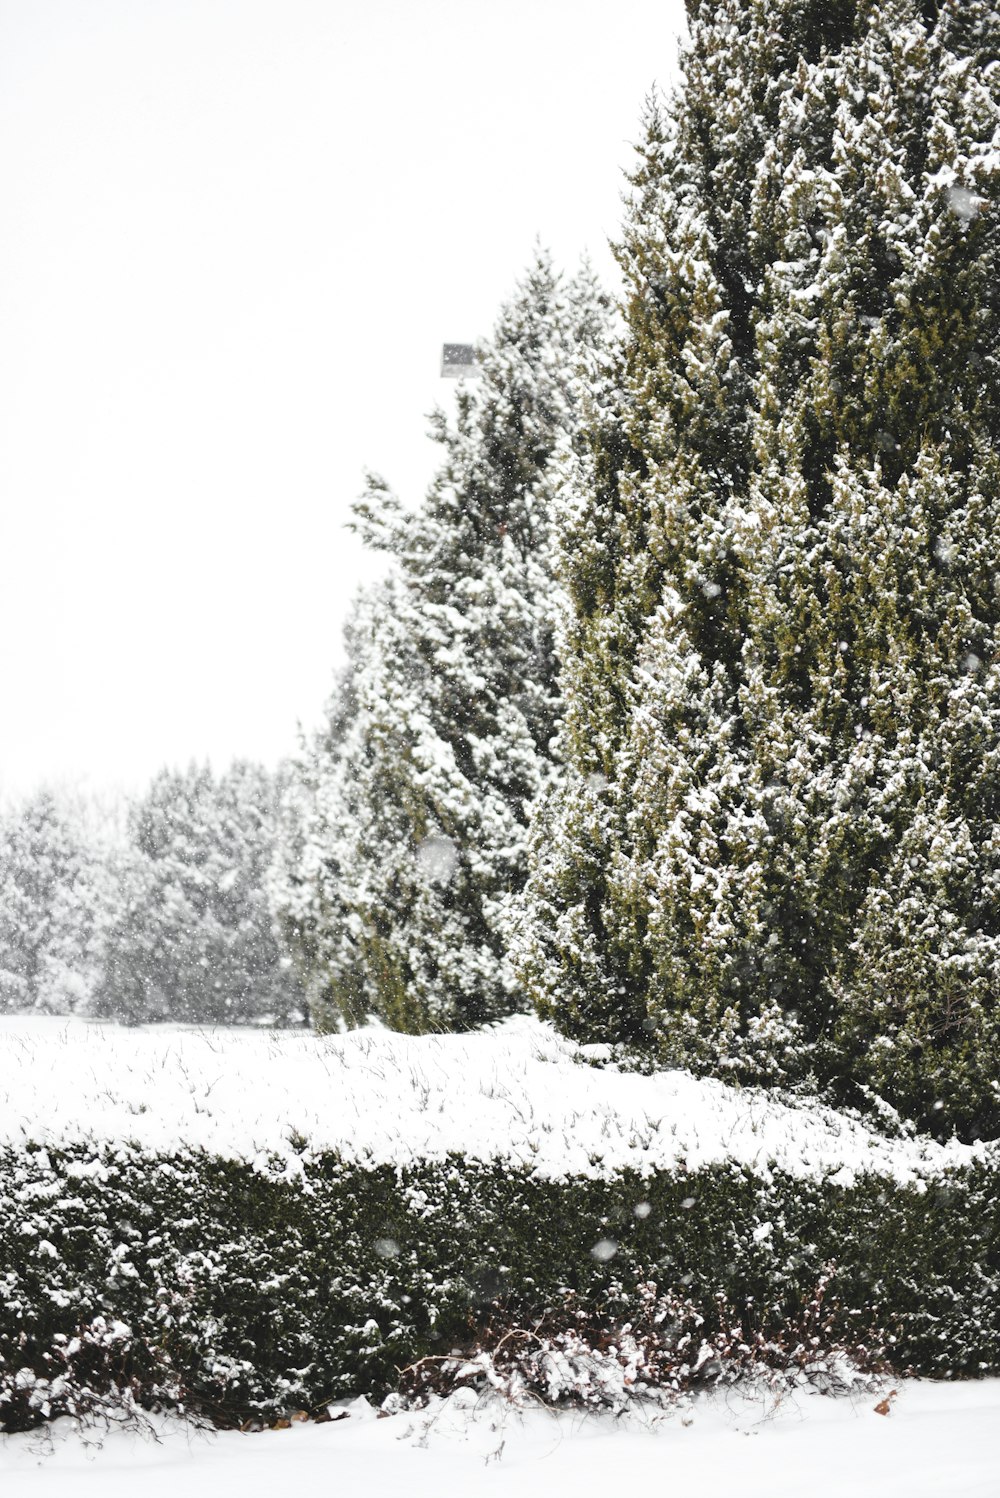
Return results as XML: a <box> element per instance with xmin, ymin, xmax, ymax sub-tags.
<box><xmin>0</xmin><ymin>0</ymin><xmax>686</xmax><ymax>800</ymax></box>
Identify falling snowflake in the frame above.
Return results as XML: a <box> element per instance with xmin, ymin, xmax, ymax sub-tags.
<box><xmin>416</xmin><ymin>835</ymin><xmax>459</xmax><ymax>883</ymax></box>
<box><xmin>946</xmin><ymin>184</ymin><xmax>986</xmax><ymax>226</ymax></box>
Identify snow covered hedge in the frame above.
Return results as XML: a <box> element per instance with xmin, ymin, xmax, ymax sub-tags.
<box><xmin>2</xmin><ymin>1019</ymin><xmax>997</xmax><ymax>1429</ymax></box>
<box><xmin>3</xmin><ymin>1140</ymin><xmax>1000</xmax><ymax>1431</ymax></box>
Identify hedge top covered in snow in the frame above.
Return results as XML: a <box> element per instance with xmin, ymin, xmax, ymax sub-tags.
<box><xmin>0</xmin><ymin>1015</ymin><xmax>991</xmax><ymax>1185</ymax></box>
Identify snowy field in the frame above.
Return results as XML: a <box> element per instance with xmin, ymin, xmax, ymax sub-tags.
<box><xmin>2</xmin><ymin>1380</ymin><xmax>998</xmax><ymax>1497</ymax></box>
<box><xmin>0</xmin><ymin>1014</ymin><xmax>991</xmax><ymax>1183</ymax></box>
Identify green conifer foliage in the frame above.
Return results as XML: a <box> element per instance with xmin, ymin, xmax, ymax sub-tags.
<box><xmin>520</xmin><ymin>0</ymin><xmax>1000</xmax><ymax>1137</ymax></box>
<box><xmin>269</xmin><ymin>666</ymin><xmax>368</xmax><ymax>1031</ymax></box>
<box><xmin>273</xmin><ymin>254</ymin><xmax>609</xmax><ymax>1032</ymax></box>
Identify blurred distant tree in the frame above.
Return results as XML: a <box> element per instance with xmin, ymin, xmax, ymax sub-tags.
<box><xmin>0</xmin><ymin>788</ymin><xmax>108</xmax><ymax>1014</ymax></box>
<box><xmin>97</xmin><ymin>761</ymin><xmax>303</xmax><ymax>1026</ymax></box>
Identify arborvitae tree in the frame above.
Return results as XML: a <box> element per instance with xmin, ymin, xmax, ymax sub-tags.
<box><xmin>269</xmin><ymin>665</ymin><xmax>369</xmax><ymax>1029</ymax></box>
<box><xmin>517</xmin><ymin>0</ymin><xmax>1000</xmax><ymax>1138</ymax></box>
<box><xmin>272</xmin><ymin>251</ymin><xmax>609</xmax><ymax>1032</ymax></box>
<box><xmin>97</xmin><ymin>761</ymin><xmax>303</xmax><ymax>1026</ymax></box>
<box><xmin>0</xmin><ymin>789</ymin><xmax>109</xmax><ymax>1014</ymax></box>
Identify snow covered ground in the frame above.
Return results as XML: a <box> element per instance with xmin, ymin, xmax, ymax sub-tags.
<box><xmin>0</xmin><ymin>1014</ymin><xmax>990</xmax><ymax>1183</ymax></box>
<box><xmin>2</xmin><ymin>1380</ymin><xmax>997</xmax><ymax>1497</ymax></box>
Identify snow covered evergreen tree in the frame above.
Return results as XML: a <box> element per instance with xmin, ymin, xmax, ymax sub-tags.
<box><xmin>0</xmin><ymin>789</ymin><xmax>109</xmax><ymax>1014</ymax></box>
<box><xmin>272</xmin><ymin>252</ymin><xmax>609</xmax><ymax>1032</ymax></box>
<box><xmin>97</xmin><ymin>761</ymin><xmax>303</xmax><ymax>1026</ymax></box>
<box><xmin>269</xmin><ymin>665</ymin><xmax>369</xmax><ymax>1029</ymax></box>
<box><xmin>517</xmin><ymin>0</ymin><xmax>1000</xmax><ymax>1138</ymax></box>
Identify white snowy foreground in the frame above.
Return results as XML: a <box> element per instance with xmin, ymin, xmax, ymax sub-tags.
<box><xmin>2</xmin><ymin>1381</ymin><xmax>998</xmax><ymax>1498</ymax></box>
<box><xmin>0</xmin><ymin>1014</ymin><xmax>991</xmax><ymax>1183</ymax></box>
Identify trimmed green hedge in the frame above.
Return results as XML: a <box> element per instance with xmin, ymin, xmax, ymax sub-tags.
<box><xmin>2</xmin><ymin>1141</ymin><xmax>999</xmax><ymax>1429</ymax></box>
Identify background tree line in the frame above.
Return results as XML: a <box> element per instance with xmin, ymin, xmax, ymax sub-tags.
<box><xmin>0</xmin><ymin>762</ymin><xmax>303</xmax><ymax>1026</ymax></box>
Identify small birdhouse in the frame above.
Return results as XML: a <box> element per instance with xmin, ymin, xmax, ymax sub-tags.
<box><xmin>440</xmin><ymin>343</ymin><xmax>480</xmax><ymax>379</ymax></box>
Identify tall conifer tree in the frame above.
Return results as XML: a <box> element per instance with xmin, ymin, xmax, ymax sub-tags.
<box><xmin>273</xmin><ymin>252</ymin><xmax>609</xmax><ymax>1031</ymax></box>
<box><xmin>517</xmin><ymin>0</ymin><xmax>1000</xmax><ymax>1138</ymax></box>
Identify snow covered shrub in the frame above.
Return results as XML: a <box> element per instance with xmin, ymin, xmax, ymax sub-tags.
<box><xmin>2</xmin><ymin>1138</ymin><xmax>1000</xmax><ymax>1432</ymax></box>
<box><xmin>397</xmin><ymin>1271</ymin><xmax>887</xmax><ymax>1414</ymax></box>
<box><xmin>517</xmin><ymin>0</ymin><xmax>1000</xmax><ymax>1140</ymax></box>
<box><xmin>0</xmin><ymin>1314</ymin><xmax>180</xmax><ymax>1435</ymax></box>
